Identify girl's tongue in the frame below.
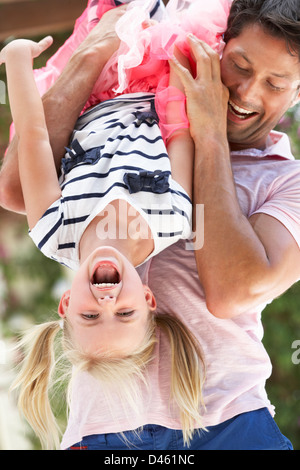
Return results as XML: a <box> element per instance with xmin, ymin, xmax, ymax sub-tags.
<box><xmin>93</xmin><ymin>264</ymin><xmax>120</xmax><ymax>286</ymax></box>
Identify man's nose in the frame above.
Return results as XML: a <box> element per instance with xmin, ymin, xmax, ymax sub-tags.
<box><xmin>237</xmin><ymin>77</ymin><xmax>260</xmax><ymax>102</ymax></box>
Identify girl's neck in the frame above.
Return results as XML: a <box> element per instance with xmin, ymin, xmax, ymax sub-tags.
<box><xmin>79</xmin><ymin>200</ymin><xmax>154</xmax><ymax>266</ymax></box>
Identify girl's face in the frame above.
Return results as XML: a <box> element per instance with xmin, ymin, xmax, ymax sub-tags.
<box><xmin>58</xmin><ymin>246</ymin><xmax>156</xmax><ymax>357</ymax></box>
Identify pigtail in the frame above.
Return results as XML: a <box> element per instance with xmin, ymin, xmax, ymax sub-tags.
<box><xmin>10</xmin><ymin>320</ymin><xmax>62</xmax><ymax>450</ymax></box>
<box><xmin>155</xmin><ymin>313</ymin><xmax>206</xmax><ymax>446</ymax></box>
<box><xmin>10</xmin><ymin>313</ymin><xmax>206</xmax><ymax>450</ymax></box>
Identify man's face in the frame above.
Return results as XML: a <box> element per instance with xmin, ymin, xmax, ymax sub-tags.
<box><xmin>221</xmin><ymin>23</ymin><xmax>300</xmax><ymax>150</ymax></box>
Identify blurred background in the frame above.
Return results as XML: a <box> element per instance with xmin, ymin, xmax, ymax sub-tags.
<box><xmin>0</xmin><ymin>0</ymin><xmax>299</xmax><ymax>450</ymax></box>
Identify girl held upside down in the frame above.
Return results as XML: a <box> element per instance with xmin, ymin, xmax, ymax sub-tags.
<box><xmin>1</xmin><ymin>0</ymin><xmax>229</xmax><ymax>449</ymax></box>
<box><xmin>0</xmin><ymin>30</ymin><xmax>200</xmax><ymax>450</ymax></box>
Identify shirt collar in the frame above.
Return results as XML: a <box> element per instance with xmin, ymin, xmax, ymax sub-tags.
<box><xmin>230</xmin><ymin>131</ymin><xmax>295</xmax><ymax>161</ymax></box>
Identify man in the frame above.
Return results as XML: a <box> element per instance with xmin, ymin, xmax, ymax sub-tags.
<box><xmin>170</xmin><ymin>0</ymin><xmax>300</xmax><ymax>318</ymax></box>
<box><xmin>1</xmin><ymin>0</ymin><xmax>299</xmax><ymax>450</ymax></box>
<box><xmin>141</xmin><ymin>0</ymin><xmax>300</xmax><ymax>449</ymax></box>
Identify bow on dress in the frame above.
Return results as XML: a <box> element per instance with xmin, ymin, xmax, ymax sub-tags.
<box><xmin>123</xmin><ymin>170</ymin><xmax>170</xmax><ymax>194</ymax></box>
<box><xmin>62</xmin><ymin>139</ymin><xmax>100</xmax><ymax>174</ymax></box>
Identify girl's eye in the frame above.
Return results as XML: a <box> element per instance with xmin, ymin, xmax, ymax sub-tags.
<box><xmin>82</xmin><ymin>313</ymin><xmax>99</xmax><ymax>320</ymax></box>
<box><xmin>117</xmin><ymin>310</ymin><xmax>134</xmax><ymax>317</ymax></box>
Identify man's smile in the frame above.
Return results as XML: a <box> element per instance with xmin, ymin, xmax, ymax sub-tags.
<box><xmin>228</xmin><ymin>99</ymin><xmax>259</xmax><ymax>122</ymax></box>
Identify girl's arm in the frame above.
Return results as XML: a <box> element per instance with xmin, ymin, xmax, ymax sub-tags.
<box><xmin>0</xmin><ymin>38</ymin><xmax>61</xmax><ymax>228</ymax></box>
<box><xmin>165</xmin><ymin>48</ymin><xmax>194</xmax><ymax>199</ymax></box>
<box><xmin>0</xmin><ymin>5</ymin><xmax>128</xmax><ymax>215</ymax></box>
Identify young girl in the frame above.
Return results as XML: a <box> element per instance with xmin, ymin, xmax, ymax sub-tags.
<box><xmin>1</xmin><ymin>0</ymin><xmax>229</xmax><ymax>450</ymax></box>
<box><xmin>0</xmin><ymin>26</ymin><xmax>200</xmax><ymax>453</ymax></box>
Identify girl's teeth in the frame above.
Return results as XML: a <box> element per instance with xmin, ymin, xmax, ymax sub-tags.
<box><xmin>93</xmin><ymin>282</ymin><xmax>118</xmax><ymax>287</ymax></box>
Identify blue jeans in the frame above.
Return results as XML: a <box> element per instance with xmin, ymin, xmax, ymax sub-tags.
<box><xmin>66</xmin><ymin>408</ymin><xmax>293</xmax><ymax>450</ymax></box>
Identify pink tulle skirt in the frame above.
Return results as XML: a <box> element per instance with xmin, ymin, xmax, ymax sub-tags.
<box><xmin>10</xmin><ymin>0</ymin><xmax>230</xmax><ymax>143</ymax></box>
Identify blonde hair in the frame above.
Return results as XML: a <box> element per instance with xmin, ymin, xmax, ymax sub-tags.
<box><xmin>10</xmin><ymin>313</ymin><xmax>205</xmax><ymax>450</ymax></box>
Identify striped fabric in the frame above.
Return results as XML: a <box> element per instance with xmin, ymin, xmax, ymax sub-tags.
<box><xmin>87</xmin><ymin>0</ymin><xmax>165</xmax><ymax>20</ymax></box>
<box><xmin>85</xmin><ymin>0</ymin><xmax>166</xmax><ymax>38</ymax></box>
<box><xmin>29</xmin><ymin>93</ymin><xmax>192</xmax><ymax>270</ymax></box>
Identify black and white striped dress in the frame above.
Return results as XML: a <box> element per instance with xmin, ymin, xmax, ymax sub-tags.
<box><xmin>29</xmin><ymin>93</ymin><xmax>192</xmax><ymax>270</ymax></box>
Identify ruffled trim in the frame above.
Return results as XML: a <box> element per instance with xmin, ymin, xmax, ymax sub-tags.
<box><xmin>8</xmin><ymin>0</ymin><xmax>229</xmax><ymax>145</ymax></box>
<box><xmin>85</xmin><ymin>0</ymin><xmax>230</xmax><ymax>141</ymax></box>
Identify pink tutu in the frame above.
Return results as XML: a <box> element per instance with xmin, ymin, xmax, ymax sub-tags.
<box><xmin>89</xmin><ymin>0</ymin><xmax>230</xmax><ymax>141</ymax></box>
<box><xmin>8</xmin><ymin>0</ymin><xmax>230</xmax><ymax>143</ymax></box>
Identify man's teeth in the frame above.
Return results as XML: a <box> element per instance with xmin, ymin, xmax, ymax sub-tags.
<box><xmin>229</xmin><ymin>100</ymin><xmax>254</xmax><ymax>118</ymax></box>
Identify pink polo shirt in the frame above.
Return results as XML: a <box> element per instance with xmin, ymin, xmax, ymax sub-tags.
<box><xmin>61</xmin><ymin>131</ymin><xmax>300</xmax><ymax>449</ymax></box>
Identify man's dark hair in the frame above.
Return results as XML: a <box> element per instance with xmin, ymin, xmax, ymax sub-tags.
<box><xmin>224</xmin><ymin>0</ymin><xmax>300</xmax><ymax>60</ymax></box>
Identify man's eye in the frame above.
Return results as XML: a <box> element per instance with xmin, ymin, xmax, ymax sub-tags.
<box><xmin>267</xmin><ymin>81</ymin><xmax>284</xmax><ymax>92</ymax></box>
<box><xmin>234</xmin><ymin>63</ymin><xmax>249</xmax><ymax>73</ymax></box>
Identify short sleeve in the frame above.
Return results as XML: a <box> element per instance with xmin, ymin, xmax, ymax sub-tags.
<box><xmin>252</xmin><ymin>165</ymin><xmax>300</xmax><ymax>249</ymax></box>
<box><xmin>29</xmin><ymin>199</ymin><xmax>65</xmax><ymax>263</ymax></box>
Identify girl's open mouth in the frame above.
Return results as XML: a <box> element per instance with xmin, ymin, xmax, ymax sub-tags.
<box><xmin>91</xmin><ymin>261</ymin><xmax>121</xmax><ymax>289</ymax></box>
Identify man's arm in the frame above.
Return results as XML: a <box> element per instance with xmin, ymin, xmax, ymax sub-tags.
<box><xmin>0</xmin><ymin>5</ymin><xmax>127</xmax><ymax>214</ymax></box>
<box><xmin>169</xmin><ymin>35</ymin><xmax>300</xmax><ymax>318</ymax></box>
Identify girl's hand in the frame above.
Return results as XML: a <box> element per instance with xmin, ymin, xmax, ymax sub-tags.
<box><xmin>0</xmin><ymin>36</ymin><xmax>53</xmax><ymax>65</ymax></box>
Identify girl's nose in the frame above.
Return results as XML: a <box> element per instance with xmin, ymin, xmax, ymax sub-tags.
<box><xmin>97</xmin><ymin>295</ymin><xmax>116</xmax><ymax>304</ymax></box>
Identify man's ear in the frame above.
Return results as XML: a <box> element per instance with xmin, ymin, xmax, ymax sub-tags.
<box><xmin>58</xmin><ymin>290</ymin><xmax>71</xmax><ymax>318</ymax></box>
<box><xmin>143</xmin><ymin>285</ymin><xmax>157</xmax><ymax>312</ymax></box>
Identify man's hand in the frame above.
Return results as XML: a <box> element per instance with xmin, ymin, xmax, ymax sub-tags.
<box><xmin>169</xmin><ymin>34</ymin><xmax>229</xmax><ymax>144</ymax></box>
<box><xmin>74</xmin><ymin>5</ymin><xmax>128</xmax><ymax>64</ymax></box>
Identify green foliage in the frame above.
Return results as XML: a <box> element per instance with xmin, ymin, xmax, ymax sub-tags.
<box><xmin>263</xmin><ymin>283</ymin><xmax>300</xmax><ymax>450</ymax></box>
<box><xmin>263</xmin><ymin>105</ymin><xmax>300</xmax><ymax>450</ymax></box>
<box><xmin>0</xmin><ymin>32</ymin><xmax>71</xmax><ymax>450</ymax></box>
